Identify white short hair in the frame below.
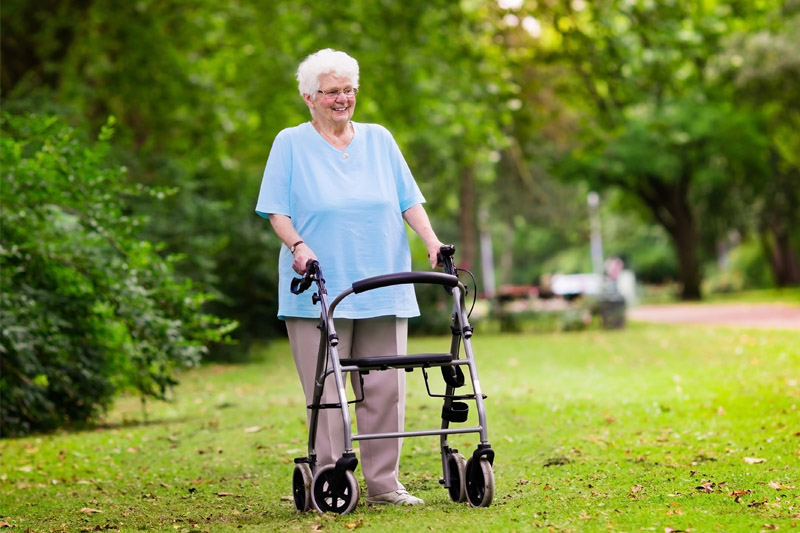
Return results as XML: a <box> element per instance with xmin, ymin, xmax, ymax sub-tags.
<box><xmin>296</xmin><ymin>49</ymin><xmax>359</xmax><ymax>97</ymax></box>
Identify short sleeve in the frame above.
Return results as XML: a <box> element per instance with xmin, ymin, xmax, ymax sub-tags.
<box><xmin>383</xmin><ymin>127</ymin><xmax>425</xmax><ymax>212</ymax></box>
<box><xmin>255</xmin><ymin>132</ymin><xmax>291</xmax><ymax>218</ymax></box>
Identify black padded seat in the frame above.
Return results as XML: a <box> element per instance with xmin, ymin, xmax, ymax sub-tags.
<box><xmin>339</xmin><ymin>353</ymin><xmax>453</xmax><ymax>370</ymax></box>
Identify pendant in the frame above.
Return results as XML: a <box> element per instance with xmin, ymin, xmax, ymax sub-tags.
<box><xmin>343</xmin><ymin>153</ymin><xmax>349</xmax><ymax>159</ymax></box>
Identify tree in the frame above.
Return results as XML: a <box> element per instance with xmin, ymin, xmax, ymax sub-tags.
<box><xmin>0</xmin><ymin>113</ymin><xmax>235</xmax><ymax>436</ymax></box>
<box><xmin>711</xmin><ymin>2</ymin><xmax>800</xmax><ymax>286</ymax></box>
<box><xmin>499</xmin><ymin>0</ymin><xmax>782</xmax><ymax>299</ymax></box>
<box><xmin>2</xmin><ymin>0</ymin><xmax>521</xmax><ymax>350</ymax></box>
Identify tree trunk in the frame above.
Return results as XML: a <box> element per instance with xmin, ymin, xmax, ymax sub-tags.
<box><xmin>458</xmin><ymin>165</ymin><xmax>478</xmax><ymax>271</ymax></box>
<box><xmin>670</xmin><ymin>216</ymin><xmax>702</xmax><ymax>300</ymax></box>
<box><xmin>637</xmin><ymin>176</ymin><xmax>702</xmax><ymax>300</ymax></box>
<box><xmin>764</xmin><ymin>223</ymin><xmax>800</xmax><ymax>287</ymax></box>
<box><xmin>1</xmin><ymin>0</ymin><xmax>93</xmax><ymax>94</ymax></box>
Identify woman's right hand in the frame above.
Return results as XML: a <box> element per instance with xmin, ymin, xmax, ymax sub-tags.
<box><xmin>292</xmin><ymin>243</ymin><xmax>317</xmax><ymax>274</ymax></box>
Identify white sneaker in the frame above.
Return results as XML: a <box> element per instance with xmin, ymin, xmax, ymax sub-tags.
<box><xmin>366</xmin><ymin>489</ymin><xmax>425</xmax><ymax>506</ymax></box>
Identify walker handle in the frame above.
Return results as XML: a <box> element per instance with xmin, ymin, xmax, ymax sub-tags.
<box><xmin>351</xmin><ymin>272</ymin><xmax>458</xmax><ymax>294</ymax></box>
<box><xmin>437</xmin><ymin>245</ymin><xmax>456</xmax><ymax>276</ymax></box>
<box><xmin>290</xmin><ymin>260</ymin><xmax>320</xmax><ymax>295</ymax></box>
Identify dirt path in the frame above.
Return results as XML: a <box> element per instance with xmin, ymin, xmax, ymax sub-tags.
<box><xmin>628</xmin><ymin>302</ymin><xmax>800</xmax><ymax>330</ymax></box>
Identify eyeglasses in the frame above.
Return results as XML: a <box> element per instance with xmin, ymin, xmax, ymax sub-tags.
<box><xmin>317</xmin><ymin>87</ymin><xmax>359</xmax><ymax>99</ymax></box>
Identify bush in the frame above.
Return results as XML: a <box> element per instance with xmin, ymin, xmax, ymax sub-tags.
<box><xmin>703</xmin><ymin>238</ymin><xmax>775</xmax><ymax>294</ymax></box>
<box><xmin>0</xmin><ymin>113</ymin><xmax>236</xmax><ymax>437</ymax></box>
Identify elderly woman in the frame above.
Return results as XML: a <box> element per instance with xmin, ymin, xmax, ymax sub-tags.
<box><xmin>255</xmin><ymin>49</ymin><xmax>444</xmax><ymax>506</ymax></box>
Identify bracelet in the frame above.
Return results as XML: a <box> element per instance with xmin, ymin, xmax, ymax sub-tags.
<box><xmin>290</xmin><ymin>240</ymin><xmax>304</xmax><ymax>254</ymax></box>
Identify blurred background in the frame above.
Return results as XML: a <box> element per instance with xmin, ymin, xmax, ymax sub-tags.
<box><xmin>2</xmin><ymin>1</ymin><xmax>798</xmax><ymax>433</ymax></box>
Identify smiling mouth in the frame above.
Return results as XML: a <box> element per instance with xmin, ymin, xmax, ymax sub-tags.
<box><xmin>333</xmin><ymin>107</ymin><xmax>348</xmax><ymax>112</ymax></box>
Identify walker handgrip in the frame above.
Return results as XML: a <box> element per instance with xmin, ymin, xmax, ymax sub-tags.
<box><xmin>351</xmin><ymin>272</ymin><xmax>458</xmax><ymax>294</ymax></box>
<box><xmin>290</xmin><ymin>260</ymin><xmax>320</xmax><ymax>295</ymax></box>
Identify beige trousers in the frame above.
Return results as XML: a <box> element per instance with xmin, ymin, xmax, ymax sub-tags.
<box><xmin>286</xmin><ymin>316</ymin><xmax>407</xmax><ymax>496</ymax></box>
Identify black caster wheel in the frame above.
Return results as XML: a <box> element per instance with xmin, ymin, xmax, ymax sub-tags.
<box><xmin>292</xmin><ymin>462</ymin><xmax>313</xmax><ymax>512</ymax></box>
<box><xmin>465</xmin><ymin>456</ymin><xmax>494</xmax><ymax>508</ymax></box>
<box><xmin>310</xmin><ymin>464</ymin><xmax>360</xmax><ymax>514</ymax></box>
<box><xmin>446</xmin><ymin>453</ymin><xmax>467</xmax><ymax>503</ymax></box>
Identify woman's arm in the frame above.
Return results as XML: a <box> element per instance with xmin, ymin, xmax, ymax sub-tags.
<box><xmin>268</xmin><ymin>214</ymin><xmax>317</xmax><ymax>274</ymax></box>
<box><xmin>402</xmin><ymin>204</ymin><xmax>444</xmax><ymax>268</ymax></box>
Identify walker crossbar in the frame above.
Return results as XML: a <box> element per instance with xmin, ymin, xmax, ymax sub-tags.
<box><xmin>351</xmin><ymin>271</ymin><xmax>458</xmax><ymax>294</ymax></box>
<box><xmin>352</xmin><ymin>426</ymin><xmax>484</xmax><ymax>441</ymax></box>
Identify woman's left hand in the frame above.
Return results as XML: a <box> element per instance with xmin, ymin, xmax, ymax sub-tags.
<box><xmin>427</xmin><ymin>241</ymin><xmax>445</xmax><ymax>269</ymax></box>
<box><xmin>292</xmin><ymin>243</ymin><xmax>317</xmax><ymax>274</ymax></box>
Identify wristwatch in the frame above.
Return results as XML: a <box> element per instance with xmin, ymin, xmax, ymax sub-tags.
<box><xmin>290</xmin><ymin>240</ymin><xmax>304</xmax><ymax>254</ymax></box>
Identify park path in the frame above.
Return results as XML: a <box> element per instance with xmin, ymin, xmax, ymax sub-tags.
<box><xmin>628</xmin><ymin>302</ymin><xmax>800</xmax><ymax>330</ymax></box>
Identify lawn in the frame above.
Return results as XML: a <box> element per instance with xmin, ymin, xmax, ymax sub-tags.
<box><xmin>2</xmin><ymin>322</ymin><xmax>798</xmax><ymax>532</ymax></box>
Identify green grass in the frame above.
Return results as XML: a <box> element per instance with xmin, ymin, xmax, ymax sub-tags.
<box><xmin>2</xmin><ymin>323</ymin><xmax>799</xmax><ymax>532</ymax></box>
<box><xmin>702</xmin><ymin>287</ymin><xmax>800</xmax><ymax>305</ymax></box>
<box><xmin>640</xmin><ymin>286</ymin><xmax>800</xmax><ymax>305</ymax></box>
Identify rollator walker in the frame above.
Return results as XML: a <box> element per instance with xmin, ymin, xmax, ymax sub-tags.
<box><xmin>290</xmin><ymin>245</ymin><xmax>495</xmax><ymax>514</ymax></box>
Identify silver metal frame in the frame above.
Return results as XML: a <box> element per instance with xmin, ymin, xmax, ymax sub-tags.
<box><xmin>304</xmin><ymin>273</ymin><xmax>490</xmax><ymax>493</ymax></box>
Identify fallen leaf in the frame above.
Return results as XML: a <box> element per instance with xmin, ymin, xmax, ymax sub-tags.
<box><xmin>345</xmin><ymin>519</ymin><xmax>363</xmax><ymax>530</ymax></box>
<box><xmin>696</xmin><ymin>481</ymin><xmax>715</xmax><ymax>493</ymax></box>
<box><xmin>666</xmin><ymin>509</ymin><xmax>684</xmax><ymax>516</ymax></box>
<box><xmin>628</xmin><ymin>484</ymin><xmax>644</xmax><ymax>498</ymax></box>
<box><xmin>768</xmin><ymin>481</ymin><xmax>795</xmax><ymax>490</ymax></box>
<box><xmin>665</xmin><ymin>527</ymin><xmax>688</xmax><ymax>533</ymax></box>
<box><xmin>244</xmin><ymin>426</ymin><xmax>262</xmax><ymax>434</ymax></box>
<box><xmin>744</xmin><ymin>457</ymin><xmax>766</xmax><ymax>464</ymax></box>
<box><xmin>762</xmin><ymin>525</ymin><xmax>778</xmax><ymax>530</ymax></box>
<box><xmin>729</xmin><ymin>489</ymin><xmax>752</xmax><ymax>503</ymax></box>
<box><xmin>0</xmin><ymin>520</ymin><xmax>11</xmax><ymax>528</ymax></box>
<box><xmin>80</xmin><ymin>508</ymin><xmax>103</xmax><ymax>514</ymax></box>
<box><xmin>216</xmin><ymin>492</ymin><xmax>234</xmax><ymax>497</ymax></box>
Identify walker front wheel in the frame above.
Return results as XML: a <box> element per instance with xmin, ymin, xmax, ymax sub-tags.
<box><xmin>447</xmin><ymin>453</ymin><xmax>467</xmax><ymax>503</ymax></box>
<box><xmin>310</xmin><ymin>465</ymin><xmax>360</xmax><ymax>514</ymax></box>
<box><xmin>292</xmin><ymin>463</ymin><xmax>313</xmax><ymax>512</ymax></box>
<box><xmin>465</xmin><ymin>456</ymin><xmax>494</xmax><ymax>508</ymax></box>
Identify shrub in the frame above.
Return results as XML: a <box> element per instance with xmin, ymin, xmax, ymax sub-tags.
<box><xmin>0</xmin><ymin>113</ymin><xmax>236</xmax><ymax>437</ymax></box>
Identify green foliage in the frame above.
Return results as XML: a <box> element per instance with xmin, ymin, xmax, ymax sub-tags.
<box><xmin>0</xmin><ymin>113</ymin><xmax>236</xmax><ymax>437</ymax></box>
<box><xmin>501</xmin><ymin>0</ymin><xmax>792</xmax><ymax>298</ymax></box>
<box><xmin>703</xmin><ymin>238</ymin><xmax>775</xmax><ymax>293</ymax></box>
<box><xmin>2</xmin><ymin>0</ymin><xmax>796</xmax><ymax>369</ymax></box>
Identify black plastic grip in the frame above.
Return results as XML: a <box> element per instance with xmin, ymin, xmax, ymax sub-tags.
<box><xmin>290</xmin><ymin>260</ymin><xmax>320</xmax><ymax>295</ymax></box>
<box><xmin>351</xmin><ymin>272</ymin><xmax>458</xmax><ymax>294</ymax></box>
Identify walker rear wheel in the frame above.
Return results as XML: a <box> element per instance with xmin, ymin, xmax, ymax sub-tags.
<box><xmin>292</xmin><ymin>463</ymin><xmax>313</xmax><ymax>512</ymax></box>
<box><xmin>310</xmin><ymin>465</ymin><xmax>360</xmax><ymax>514</ymax></box>
<box><xmin>447</xmin><ymin>453</ymin><xmax>467</xmax><ymax>503</ymax></box>
<box><xmin>465</xmin><ymin>456</ymin><xmax>494</xmax><ymax>508</ymax></box>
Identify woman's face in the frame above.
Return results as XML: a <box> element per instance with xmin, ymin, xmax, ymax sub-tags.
<box><xmin>304</xmin><ymin>73</ymin><xmax>356</xmax><ymax>128</ymax></box>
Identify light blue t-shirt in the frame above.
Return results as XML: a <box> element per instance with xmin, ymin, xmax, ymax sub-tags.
<box><xmin>255</xmin><ymin>121</ymin><xmax>426</xmax><ymax>319</ymax></box>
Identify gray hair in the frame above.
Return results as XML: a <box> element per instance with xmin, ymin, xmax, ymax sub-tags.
<box><xmin>296</xmin><ymin>48</ymin><xmax>359</xmax><ymax>97</ymax></box>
